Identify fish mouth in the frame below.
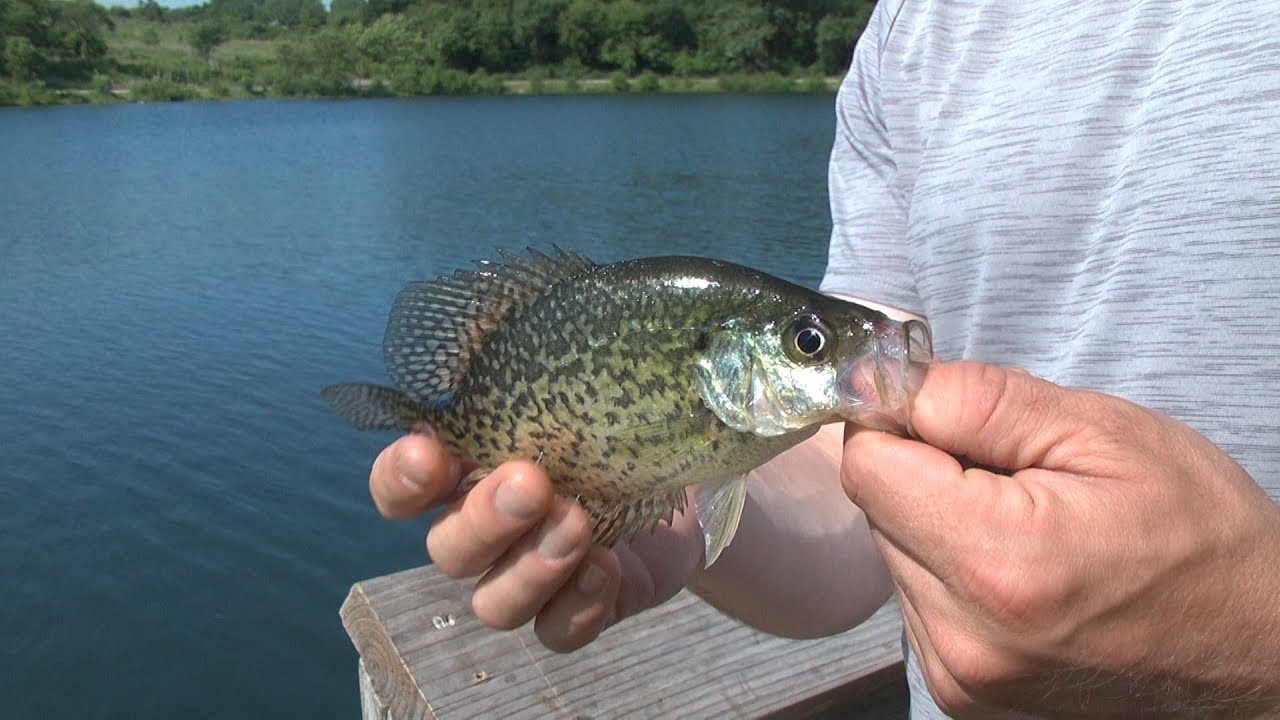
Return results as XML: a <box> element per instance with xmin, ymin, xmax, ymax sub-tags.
<box><xmin>837</xmin><ymin>319</ymin><xmax>933</xmax><ymax>435</ymax></box>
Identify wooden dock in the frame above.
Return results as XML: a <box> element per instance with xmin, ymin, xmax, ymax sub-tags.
<box><xmin>341</xmin><ymin>564</ymin><xmax>907</xmax><ymax>719</ymax></box>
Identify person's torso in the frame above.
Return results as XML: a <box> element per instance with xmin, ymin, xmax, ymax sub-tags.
<box><xmin>873</xmin><ymin>0</ymin><xmax>1280</xmax><ymax>491</ymax></box>
<box><xmin>866</xmin><ymin>4</ymin><xmax>1280</xmax><ymax>714</ymax></box>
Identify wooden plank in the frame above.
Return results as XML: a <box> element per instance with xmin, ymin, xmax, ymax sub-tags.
<box><xmin>359</xmin><ymin>658</ymin><xmax>390</xmax><ymax>720</ymax></box>
<box><xmin>342</xmin><ymin>564</ymin><xmax>905</xmax><ymax>720</ymax></box>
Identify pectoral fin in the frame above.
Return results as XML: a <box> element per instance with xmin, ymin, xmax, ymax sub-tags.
<box><xmin>695</xmin><ymin>476</ymin><xmax>748</xmax><ymax>568</ymax></box>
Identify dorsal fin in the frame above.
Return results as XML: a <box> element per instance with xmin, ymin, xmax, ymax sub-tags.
<box><xmin>382</xmin><ymin>247</ymin><xmax>595</xmax><ymax>404</ymax></box>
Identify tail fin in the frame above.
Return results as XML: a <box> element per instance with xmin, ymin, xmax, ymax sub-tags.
<box><xmin>321</xmin><ymin>383</ymin><xmax>432</xmax><ymax>432</ymax></box>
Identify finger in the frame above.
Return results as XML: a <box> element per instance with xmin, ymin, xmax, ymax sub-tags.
<box><xmin>842</xmin><ymin>425</ymin><xmax>966</xmax><ymax>547</ymax></box>
<box><xmin>426</xmin><ymin>461</ymin><xmax>554</xmax><ymax>578</ymax></box>
<box><xmin>844</xmin><ymin>426</ymin><xmax>1041</xmax><ymax>563</ymax></box>
<box><xmin>896</xmin><ymin>587</ymin><xmax>989</xmax><ymax>719</ymax></box>
<box><xmin>619</xmin><ymin>504</ymin><xmax>703</xmax><ymax>612</ymax></box>
<box><xmin>369</xmin><ymin>433</ymin><xmax>462</xmax><ymax>520</ymax></box>
<box><xmin>534</xmin><ymin>547</ymin><xmax>623</xmax><ymax>653</ymax></box>
<box><xmin>879</xmin><ymin>530</ymin><xmax>1028</xmax><ymax>719</ymax></box>
<box><xmin>469</xmin><ymin>497</ymin><xmax>593</xmax><ymax>630</ymax></box>
<box><xmin>910</xmin><ymin>361</ymin><xmax>1109</xmax><ymax>472</ymax></box>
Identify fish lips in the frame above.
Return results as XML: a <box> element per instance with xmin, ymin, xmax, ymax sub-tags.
<box><xmin>836</xmin><ymin>318</ymin><xmax>933</xmax><ymax>436</ymax></box>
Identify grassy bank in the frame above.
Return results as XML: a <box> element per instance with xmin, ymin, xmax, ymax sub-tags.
<box><xmin>2</xmin><ymin>1</ymin><xmax>862</xmax><ymax>108</ymax></box>
<box><xmin>2</xmin><ymin>17</ymin><xmax>840</xmax><ymax>107</ymax></box>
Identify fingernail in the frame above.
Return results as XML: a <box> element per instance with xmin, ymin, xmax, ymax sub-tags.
<box><xmin>495</xmin><ymin>477</ymin><xmax>541</xmax><ymax>521</ymax></box>
<box><xmin>537</xmin><ymin>520</ymin><xmax>578</xmax><ymax>560</ymax></box>
<box><xmin>397</xmin><ymin>452</ymin><xmax>429</xmax><ymax>491</ymax></box>
<box><xmin>576</xmin><ymin>562</ymin><xmax>607</xmax><ymax>596</ymax></box>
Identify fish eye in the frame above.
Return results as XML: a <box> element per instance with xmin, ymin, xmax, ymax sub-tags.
<box><xmin>783</xmin><ymin>314</ymin><xmax>835</xmax><ymax>364</ymax></box>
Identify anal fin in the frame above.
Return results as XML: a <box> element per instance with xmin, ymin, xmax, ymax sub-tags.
<box><xmin>695</xmin><ymin>476</ymin><xmax>748</xmax><ymax>568</ymax></box>
<box><xmin>580</xmin><ymin>489</ymin><xmax>688</xmax><ymax>549</ymax></box>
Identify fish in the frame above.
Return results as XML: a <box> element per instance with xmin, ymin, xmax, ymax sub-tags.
<box><xmin>323</xmin><ymin>248</ymin><xmax>932</xmax><ymax>567</ymax></box>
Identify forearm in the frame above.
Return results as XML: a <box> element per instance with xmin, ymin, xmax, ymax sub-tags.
<box><xmin>687</xmin><ymin>424</ymin><xmax>893</xmax><ymax>638</ymax></box>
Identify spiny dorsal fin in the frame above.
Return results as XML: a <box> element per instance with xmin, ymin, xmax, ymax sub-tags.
<box><xmin>382</xmin><ymin>247</ymin><xmax>595</xmax><ymax>404</ymax></box>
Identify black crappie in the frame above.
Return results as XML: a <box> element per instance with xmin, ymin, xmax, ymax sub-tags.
<box><xmin>324</xmin><ymin>248</ymin><xmax>932</xmax><ymax>565</ymax></box>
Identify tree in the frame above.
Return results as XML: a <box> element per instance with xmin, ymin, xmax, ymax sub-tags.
<box><xmin>135</xmin><ymin>0</ymin><xmax>165</xmax><ymax>22</ymax></box>
<box><xmin>512</xmin><ymin>0</ymin><xmax>566</xmax><ymax>66</ymax></box>
<box><xmin>190</xmin><ymin>19</ymin><xmax>227</xmax><ymax>62</ymax></box>
<box><xmin>356</xmin><ymin>13</ymin><xmax>427</xmax><ymax>73</ymax></box>
<box><xmin>814</xmin><ymin>11</ymin><xmax>868</xmax><ymax>75</ymax></box>
<box><xmin>263</xmin><ymin>0</ymin><xmax>326</xmax><ymax>31</ymax></box>
<box><xmin>696</xmin><ymin>2</ymin><xmax>773</xmax><ymax>73</ymax></box>
<box><xmin>329</xmin><ymin>0</ymin><xmax>365</xmax><ymax>27</ymax></box>
<box><xmin>3</xmin><ymin>34</ymin><xmax>42</xmax><ymax>80</ymax></box>
<box><xmin>599</xmin><ymin>0</ymin><xmax>692</xmax><ymax>73</ymax></box>
<box><xmin>57</xmin><ymin>0</ymin><xmax>113</xmax><ymax>62</ymax></box>
<box><xmin>558</xmin><ymin>0</ymin><xmax>606</xmax><ymax>68</ymax></box>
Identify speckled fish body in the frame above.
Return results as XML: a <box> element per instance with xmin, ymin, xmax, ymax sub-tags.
<box><xmin>324</xmin><ymin>249</ymin><xmax>932</xmax><ymax>565</ymax></box>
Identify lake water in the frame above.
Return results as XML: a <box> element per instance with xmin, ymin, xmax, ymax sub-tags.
<box><xmin>0</xmin><ymin>95</ymin><xmax>839</xmax><ymax>718</ymax></box>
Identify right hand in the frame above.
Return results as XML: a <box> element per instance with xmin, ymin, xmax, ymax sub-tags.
<box><xmin>368</xmin><ymin>432</ymin><xmax>705</xmax><ymax>652</ymax></box>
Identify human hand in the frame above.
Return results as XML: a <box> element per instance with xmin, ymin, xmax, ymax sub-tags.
<box><xmin>844</xmin><ymin>361</ymin><xmax>1280</xmax><ymax>718</ymax></box>
<box><xmin>367</xmin><ymin>433</ymin><xmax>705</xmax><ymax>652</ymax></box>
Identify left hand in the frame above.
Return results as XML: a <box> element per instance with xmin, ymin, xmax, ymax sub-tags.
<box><xmin>843</xmin><ymin>361</ymin><xmax>1280</xmax><ymax>719</ymax></box>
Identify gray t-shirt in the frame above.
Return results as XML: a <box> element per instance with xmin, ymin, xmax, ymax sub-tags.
<box><xmin>819</xmin><ymin>1</ymin><xmax>1280</xmax><ymax>716</ymax></box>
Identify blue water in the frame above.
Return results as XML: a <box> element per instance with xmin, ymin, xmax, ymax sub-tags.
<box><xmin>0</xmin><ymin>95</ymin><xmax>837</xmax><ymax>718</ymax></box>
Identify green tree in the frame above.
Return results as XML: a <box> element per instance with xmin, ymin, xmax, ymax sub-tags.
<box><xmin>263</xmin><ymin>0</ymin><xmax>325</xmax><ymax>31</ymax></box>
<box><xmin>357</xmin><ymin>13</ymin><xmax>427</xmax><ymax>75</ymax></box>
<box><xmin>558</xmin><ymin>0</ymin><xmax>605</xmax><ymax>68</ymax></box>
<box><xmin>208</xmin><ymin>0</ymin><xmax>256</xmax><ymax>23</ymax></box>
<box><xmin>512</xmin><ymin>0</ymin><xmax>565</xmax><ymax>66</ymax></box>
<box><xmin>329</xmin><ymin>0</ymin><xmax>365</xmax><ymax>26</ymax></box>
<box><xmin>190</xmin><ymin>20</ymin><xmax>227</xmax><ymax>62</ymax></box>
<box><xmin>135</xmin><ymin>0</ymin><xmax>165</xmax><ymax>22</ymax></box>
<box><xmin>695</xmin><ymin>2</ymin><xmax>772</xmax><ymax>73</ymax></box>
<box><xmin>600</xmin><ymin>0</ymin><xmax>692</xmax><ymax>73</ymax></box>
<box><xmin>814</xmin><ymin>10</ymin><xmax>868</xmax><ymax>75</ymax></box>
<box><xmin>3</xmin><ymin>0</ymin><xmax>58</xmax><ymax>52</ymax></box>
<box><xmin>276</xmin><ymin>26</ymin><xmax>358</xmax><ymax>95</ymax></box>
<box><xmin>57</xmin><ymin>0</ymin><xmax>113</xmax><ymax>61</ymax></box>
<box><xmin>3</xmin><ymin>34</ymin><xmax>42</xmax><ymax>80</ymax></box>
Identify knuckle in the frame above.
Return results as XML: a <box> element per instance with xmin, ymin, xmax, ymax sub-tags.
<box><xmin>962</xmin><ymin>362</ymin><xmax>1013</xmax><ymax>439</ymax></box>
<box><xmin>952</xmin><ymin>553</ymin><xmax>1061</xmax><ymax>635</ymax></box>
<box><xmin>929</xmin><ymin>624</ymin><xmax>1020</xmax><ymax>699</ymax></box>
<box><xmin>426</xmin><ymin>521</ymin><xmax>488</xmax><ymax>578</ymax></box>
<box><xmin>931</xmin><ymin>683</ymin><xmax>977</xmax><ymax>718</ymax></box>
<box><xmin>612</xmin><ymin>547</ymin><xmax>657</xmax><ymax>619</ymax></box>
<box><xmin>534</xmin><ymin>609</ymin><xmax>601</xmax><ymax>654</ymax></box>
<box><xmin>472</xmin><ymin>590</ymin><xmax>528</xmax><ymax>631</ymax></box>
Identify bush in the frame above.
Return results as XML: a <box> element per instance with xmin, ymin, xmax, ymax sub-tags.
<box><xmin>799</xmin><ymin>72</ymin><xmax>832</xmax><ymax>94</ymax></box>
<box><xmin>815</xmin><ymin>14</ymin><xmax>870</xmax><ymax>76</ymax></box>
<box><xmin>634</xmin><ymin>70</ymin><xmax>659</xmax><ymax>92</ymax></box>
<box><xmin>130</xmin><ymin>79</ymin><xmax>199</xmax><ymax>102</ymax></box>
<box><xmin>609</xmin><ymin>69</ymin><xmax>628</xmax><ymax>92</ymax></box>
<box><xmin>717</xmin><ymin>72</ymin><xmax>793</xmax><ymax>94</ymax></box>
<box><xmin>4</xmin><ymin>36</ymin><xmax>44</xmax><ymax>82</ymax></box>
<box><xmin>659</xmin><ymin>74</ymin><xmax>694</xmax><ymax>92</ymax></box>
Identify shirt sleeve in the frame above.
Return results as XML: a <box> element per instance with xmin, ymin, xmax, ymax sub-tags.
<box><xmin>819</xmin><ymin>0</ymin><xmax>922</xmax><ymax>316</ymax></box>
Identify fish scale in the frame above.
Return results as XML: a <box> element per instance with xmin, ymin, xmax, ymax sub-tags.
<box><xmin>323</xmin><ymin>249</ymin><xmax>930</xmax><ymax>564</ymax></box>
<box><xmin>445</xmin><ymin>260</ymin><xmax>803</xmax><ymax>513</ymax></box>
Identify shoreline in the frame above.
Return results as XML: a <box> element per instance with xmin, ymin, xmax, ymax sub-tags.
<box><xmin>2</xmin><ymin>73</ymin><xmax>841</xmax><ymax>109</ymax></box>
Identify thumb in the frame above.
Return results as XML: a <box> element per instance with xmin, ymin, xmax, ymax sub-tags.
<box><xmin>909</xmin><ymin>360</ymin><xmax>1099</xmax><ymax>472</ymax></box>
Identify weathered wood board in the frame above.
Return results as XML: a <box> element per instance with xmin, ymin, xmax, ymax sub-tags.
<box><xmin>342</xmin><ymin>564</ymin><xmax>905</xmax><ymax>719</ymax></box>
